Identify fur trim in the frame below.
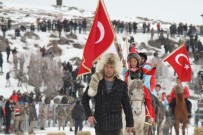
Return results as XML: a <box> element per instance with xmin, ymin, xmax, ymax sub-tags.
<box><xmin>96</xmin><ymin>53</ymin><xmax>122</xmax><ymax>76</ymax></box>
<box><xmin>88</xmin><ymin>72</ymin><xmax>103</xmax><ymax>97</ymax></box>
<box><xmin>88</xmin><ymin>87</ymin><xmax>97</xmax><ymax>97</ymax></box>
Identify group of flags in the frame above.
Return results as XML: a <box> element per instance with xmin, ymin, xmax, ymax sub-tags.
<box><xmin>77</xmin><ymin>0</ymin><xmax>192</xmax><ymax>82</ymax></box>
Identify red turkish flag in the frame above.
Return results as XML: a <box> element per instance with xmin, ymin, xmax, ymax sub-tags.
<box><xmin>78</xmin><ymin>0</ymin><xmax>114</xmax><ymax>77</ymax></box>
<box><xmin>164</xmin><ymin>44</ymin><xmax>192</xmax><ymax>82</ymax></box>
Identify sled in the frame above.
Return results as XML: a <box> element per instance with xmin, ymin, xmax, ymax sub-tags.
<box><xmin>77</xmin><ymin>131</ymin><xmax>91</xmax><ymax>135</ymax></box>
<box><xmin>194</xmin><ymin>127</ymin><xmax>203</xmax><ymax>135</ymax></box>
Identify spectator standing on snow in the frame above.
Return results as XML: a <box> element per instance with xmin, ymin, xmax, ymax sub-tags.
<box><xmin>0</xmin><ymin>51</ymin><xmax>3</xmax><ymax>72</ymax></box>
<box><xmin>6</xmin><ymin>45</ymin><xmax>11</xmax><ymax>62</ymax></box>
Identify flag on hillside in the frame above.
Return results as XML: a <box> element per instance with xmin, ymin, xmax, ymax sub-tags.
<box><xmin>163</xmin><ymin>44</ymin><xmax>192</xmax><ymax>82</ymax></box>
<box><xmin>78</xmin><ymin>0</ymin><xmax>114</xmax><ymax>77</ymax></box>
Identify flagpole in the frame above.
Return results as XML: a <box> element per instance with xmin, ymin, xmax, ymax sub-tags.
<box><xmin>125</xmin><ymin>32</ymin><xmax>129</xmax><ymax>55</ymax></box>
<box><xmin>100</xmin><ymin>0</ymin><xmax>124</xmax><ymax>60</ymax></box>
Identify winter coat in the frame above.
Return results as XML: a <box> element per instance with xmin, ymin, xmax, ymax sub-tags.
<box><xmin>5</xmin><ymin>100</ymin><xmax>13</xmax><ymax>117</ymax></box>
<box><xmin>0</xmin><ymin>53</ymin><xmax>2</xmax><ymax>66</ymax></box>
<box><xmin>19</xmin><ymin>105</ymin><xmax>25</xmax><ymax>121</ymax></box>
<box><xmin>29</xmin><ymin>105</ymin><xmax>37</xmax><ymax>121</ymax></box>
<box><xmin>0</xmin><ymin>106</ymin><xmax>4</xmax><ymax>119</ymax></box>
<box><xmin>10</xmin><ymin>93</ymin><xmax>19</xmax><ymax>103</ymax></box>
<box><xmin>6</xmin><ymin>72</ymin><xmax>10</xmax><ymax>80</ymax></box>
<box><xmin>82</xmin><ymin>77</ymin><xmax>134</xmax><ymax>131</ymax></box>
<box><xmin>6</xmin><ymin>46</ymin><xmax>11</xmax><ymax>55</ymax></box>
<box><xmin>168</xmin><ymin>85</ymin><xmax>190</xmax><ymax>103</ymax></box>
<box><xmin>57</xmin><ymin>108</ymin><xmax>66</xmax><ymax>119</ymax></box>
<box><xmin>72</xmin><ymin>103</ymin><xmax>85</xmax><ymax>121</ymax></box>
<box><xmin>40</xmin><ymin>106</ymin><xmax>47</xmax><ymax>118</ymax></box>
<box><xmin>141</xmin><ymin>63</ymin><xmax>156</xmax><ymax>91</ymax></box>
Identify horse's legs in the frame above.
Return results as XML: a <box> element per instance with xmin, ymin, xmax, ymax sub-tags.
<box><xmin>137</xmin><ymin>129</ymin><xmax>144</xmax><ymax>135</ymax></box>
<box><xmin>148</xmin><ymin>126</ymin><xmax>152</xmax><ymax>135</ymax></box>
<box><xmin>175</xmin><ymin>121</ymin><xmax>180</xmax><ymax>135</ymax></box>
<box><xmin>182</xmin><ymin>123</ymin><xmax>186</xmax><ymax>135</ymax></box>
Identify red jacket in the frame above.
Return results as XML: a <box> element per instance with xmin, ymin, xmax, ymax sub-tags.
<box><xmin>10</xmin><ymin>93</ymin><xmax>19</xmax><ymax>103</ymax></box>
<box><xmin>168</xmin><ymin>86</ymin><xmax>190</xmax><ymax>103</ymax></box>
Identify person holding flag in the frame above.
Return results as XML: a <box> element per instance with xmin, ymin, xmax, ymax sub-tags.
<box><xmin>168</xmin><ymin>77</ymin><xmax>192</xmax><ymax>118</ymax></box>
<box><xmin>77</xmin><ymin>0</ymin><xmax>114</xmax><ymax>77</ymax></box>
<box><xmin>164</xmin><ymin>44</ymin><xmax>193</xmax><ymax>119</ymax></box>
<box><xmin>82</xmin><ymin>53</ymin><xmax>134</xmax><ymax>135</ymax></box>
<box><xmin>79</xmin><ymin>0</ymin><xmax>134</xmax><ymax>134</ymax></box>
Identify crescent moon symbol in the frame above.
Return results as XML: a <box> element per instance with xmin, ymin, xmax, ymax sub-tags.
<box><xmin>95</xmin><ymin>21</ymin><xmax>105</xmax><ymax>44</ymax></box>
<box><xmin>175</xmin><ymin>53</ymin><xmax>189</xmax><ymax>66</ymax></box>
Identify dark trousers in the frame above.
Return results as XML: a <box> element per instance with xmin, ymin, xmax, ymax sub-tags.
<box><xmin>7</xmin><ymin>54</ymin><xmax>10</xmax><ymax>61</ymax></box>
<box><xmin>74</xmin><ymin>120</ymin><xmax>83</xmax><ymax>135</ymax></box>
<box><xmin>96</xmin><ymin>130</ymin><xmax>121</xmax><ymax>135</ymax></box>
<box><xmin>5</xmin><ymin>116</ymin><xmax>11</xmax><ymax>133</ymax></box>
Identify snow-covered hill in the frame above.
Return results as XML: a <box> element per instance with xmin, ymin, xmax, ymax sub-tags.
<box><xmin>0</xmin><ymin>0</ymin><xmax>202</xmax><ymax>135</ymax></box>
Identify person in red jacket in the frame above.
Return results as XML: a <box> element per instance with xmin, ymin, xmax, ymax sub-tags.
<box><xmin>10</xmin><ymin>90</ymin><xmax>19</xmax><ymax>103</ymax></box>
<box><xmin>124</xmin><ymin>47</ymin><xmax>155</xmax><ymax>124</ymax></box>
<box><xmin>168</xmin><ymin>77</ymin><xmax>192</xmax><ymax>118</ymax></box>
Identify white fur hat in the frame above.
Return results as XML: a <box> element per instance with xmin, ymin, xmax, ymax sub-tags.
<box><xmin>96</xmin><ymin>53</ymin><xmax>122</xmax><ymax>76</ymax></box>
<box><xmin>87</xmin><ymin>53</ymin><xmax>121</xmax><ymax>97</ymax></box>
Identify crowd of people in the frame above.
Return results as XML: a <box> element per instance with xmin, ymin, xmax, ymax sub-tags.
<box><xmin>0</xmin><ymin>15</ymin><xmax>203</xmax><ymax>135</ymax></box>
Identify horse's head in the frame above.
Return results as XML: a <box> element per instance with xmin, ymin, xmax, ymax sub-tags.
<box><xmin>174</xmin><ymin>85</ymin><xmax>184</xmax><ymax>94</ymax></box>
<box><xmin>128</xmin><ymin>79</ymin><xmax>145</xmax><ymax>116</ymax></box>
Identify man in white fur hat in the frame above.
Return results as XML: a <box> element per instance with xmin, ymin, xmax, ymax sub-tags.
<box><xmin>82</xmin><ymin>53</ymin><xmax>134</xmax><ymax>135</ymax></box>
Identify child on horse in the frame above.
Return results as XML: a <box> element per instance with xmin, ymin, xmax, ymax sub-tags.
<box><xmin>124</xmin><ymin>47</ymin><xmax>156</xmax><ymax>124</ymax></box>
<box><xmin>168</xmin><ymin>77</ymin><xmax>192</xmax><ymax>118</ymax></box>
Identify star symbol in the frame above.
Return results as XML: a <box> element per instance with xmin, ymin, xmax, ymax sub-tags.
<box><xmin>184</xmin><ymin>64</ymin><xmax>190</xmax><ymax>70</ymax></box>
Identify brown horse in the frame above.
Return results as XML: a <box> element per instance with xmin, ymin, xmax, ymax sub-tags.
<box><xmin>174</xmin><ymin>85</ymin><xmax>188</xmax><ymax>135</ymax></box>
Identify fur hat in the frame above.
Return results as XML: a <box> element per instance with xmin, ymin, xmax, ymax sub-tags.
<box><xmin>127</xmin><ymin>47</ymin><xmax>141</xmax><ymax>62</ymax></box>
<box><xmin>96</xmin><ymin>53</ymin><xmax>122</xmax><ymax>76</ymax></box>
<box><xmin>88</xmin><ymin>53</ymin><xmax>121</xmax><ymax>97</ymax></box>
<box><xmin>138</xmin><ymin>52</ymin><xmax>147</xmax><ymax>60</ymax></box>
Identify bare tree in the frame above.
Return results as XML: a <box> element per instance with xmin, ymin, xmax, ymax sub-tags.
<box><xmin>19</xmin><ymin>54</ymin><xmax>25</xmax><ymax>74</ymax></box>
<box><xmin>28</xmin><ymin>53</ymin><xmax>43</xmax><ymax>94</ymax></box>
<box><xmin>43</xmin><ymin>58</ymin><xmax>64</xmax><ymax>97</ymax></box>
<box><xmin>13</xmin><ymin>54</ymin><xmax>18</xmax><ymax>77</ymax></box>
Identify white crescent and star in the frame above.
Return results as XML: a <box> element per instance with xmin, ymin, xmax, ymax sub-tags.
<box><xmin>95</xmin><ymin>21</ymin><xmax>105</xmax><ymax>44</ymax></box>
<box><xmin>175</xmin><ymin>53</ymin><xmax>190</xmax><ymax>70</ymax></box>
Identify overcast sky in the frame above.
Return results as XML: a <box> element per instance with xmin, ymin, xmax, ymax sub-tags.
<box><xmin>2</xmin><ymin>0</ymin><xmax>203</xmax><ymax>25</ymax></box>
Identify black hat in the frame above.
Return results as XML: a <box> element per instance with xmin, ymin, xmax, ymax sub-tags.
<box><xmin>138</xmin><ymin>52</ymin><xmax>147</xmax><ymax>60</ymax></box>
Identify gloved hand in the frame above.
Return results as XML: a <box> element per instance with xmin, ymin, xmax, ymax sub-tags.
<box><xmin>147</xmin><ymin>117</ymin><xmax>154</xmax><ymax>124</ymax></box>
<box><xmin>88</xmin><ymin>72</ymin><xmax>103</xmax><ymax>97</ymax></box>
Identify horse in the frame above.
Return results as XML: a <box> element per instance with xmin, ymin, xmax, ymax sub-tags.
<box><xmin>174</xmin><ymin>85</ymin><xmax>188</xmax><ymax>135</ymax></box>
<box><xmin>122</xmin><ymin>79</ymin><xmax>146</xmax><ymax>135</ymax></box>
<box><xmin>151</xmin><ymin>97</ymin><xmax>167</xmax><ymax>135</ymax></box>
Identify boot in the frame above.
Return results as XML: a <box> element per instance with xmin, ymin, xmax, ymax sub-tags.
<box><xmin>70</xmin><ymin>128</ymin><xmax>73</xmax><ymax>131</ymax></box>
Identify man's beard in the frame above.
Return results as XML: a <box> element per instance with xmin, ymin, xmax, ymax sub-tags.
<box><xmin>104</xmin><ymin>72</ymin><xmax>114</xmax><ymax>78</ymax></box>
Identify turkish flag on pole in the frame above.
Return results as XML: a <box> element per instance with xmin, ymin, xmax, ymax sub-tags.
<box><xmin>163</xmin><ymin>44</ymin><xmax>192</xmax><ymax>82</ymax></box>
<box><xmin>77</xmin><ymin>0</ymin><xmax>114</xmax><ymax>77</ymax></box>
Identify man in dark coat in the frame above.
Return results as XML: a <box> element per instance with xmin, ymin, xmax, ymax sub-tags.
<box><xmin>6</xmin><ymin>45</ymin><xmax>11</xmax><ymax>62</ymax></box>
<box><xmin>5</xmin><ymin>99</ymin><xmax>13</xmax><ymax>134</ymax></box>
<box><xmin>72</xmin><ymin>100</ymin><xmax>85</xmax><ymax>135</ymax></box>
<box><xmin>82</xmin><ymin>53</ymin><xmax>134</xmax><ymax>135</ymax></box>
<box><xmin>0</xmin><ymin>51</ymin><xmax>3</xmax><ymax>72</ymax></box>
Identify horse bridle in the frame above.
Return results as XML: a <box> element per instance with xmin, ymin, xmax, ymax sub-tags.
<box><xmin>130</xmin><ymin>98</ymin><xmax>145</xmax><ymax>116</ymax></box>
